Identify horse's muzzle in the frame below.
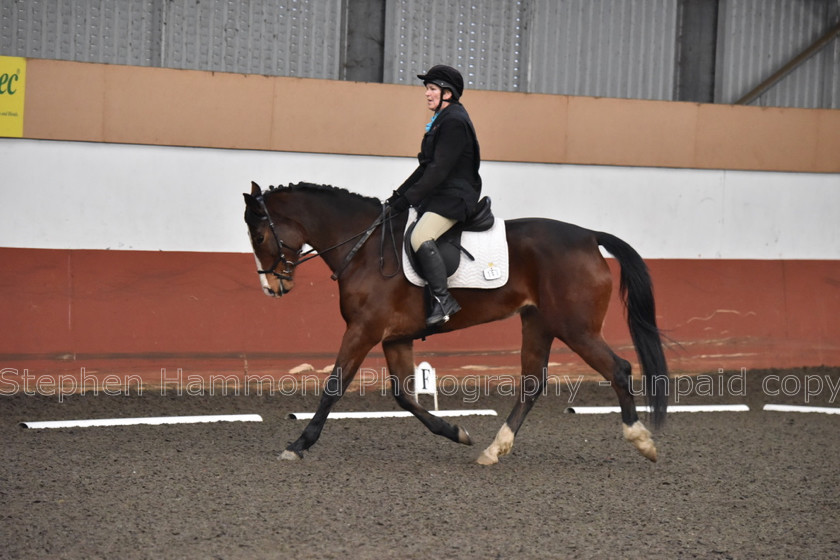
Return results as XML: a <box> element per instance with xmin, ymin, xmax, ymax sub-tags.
<box><xmin>262</xmin><ymin>283</ymin><xmax>284</xmax><ymax>298</ymax></box>
<box><xmin>258</xmin><ymin>271</ymin><xmax>292</xmax><ymax>298</ymax></box>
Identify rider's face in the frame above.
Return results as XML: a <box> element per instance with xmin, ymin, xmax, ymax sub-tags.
<box><xmin>425</xmin><ymin>83</ymin><xmax>450</xmax><ymax>112</ymax></box>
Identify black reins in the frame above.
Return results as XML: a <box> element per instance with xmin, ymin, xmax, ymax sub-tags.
<box><xmin>255</xmin><ymin>196</ymin><xmax>401</xmax><ymax>289</ymax></box>
<box><xmin>330</xmin><ymin>204</ymin><xmax>402</xmax><ymax>281</ymax></box>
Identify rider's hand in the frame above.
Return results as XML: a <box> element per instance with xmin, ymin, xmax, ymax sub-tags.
<box><xmin>386</xmin><ymin>193</ymin><xmax>410</xmax><ymax>214</ymax></box>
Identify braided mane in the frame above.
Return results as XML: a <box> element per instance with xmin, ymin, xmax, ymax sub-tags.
<box><xmin>266</xmin><ymin>182</ymin><xmax>381</xmax><ymax>207</ymax></box>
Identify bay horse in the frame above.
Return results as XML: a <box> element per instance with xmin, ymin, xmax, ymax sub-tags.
<box><xmin>243</xmin><ymin>181</ymin><xmax>668</xmax><ymax>464</ymax></box>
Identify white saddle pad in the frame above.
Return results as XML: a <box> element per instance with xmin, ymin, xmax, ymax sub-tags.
<box><xmin>402</xmin><ymin>209</ymin><xmax>510</xmax><ymax>289</ymax></box>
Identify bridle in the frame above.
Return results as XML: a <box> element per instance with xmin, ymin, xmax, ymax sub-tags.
<box><xmin>252</xmin><ymin>196</ymin><xmax>401</xmax><ymax>295</ymax></box>
<box><xmin>253</xmin><ymin>196</ymin><xmax>301</xmax><ymax>295</ymax></box>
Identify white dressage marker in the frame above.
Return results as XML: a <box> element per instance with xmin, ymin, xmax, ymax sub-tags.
<box><xmin>564</xmin><ymin>404</ymin><xmax>750</xmax><ymax>414</ymax></box>
<box><xmin>288</xmin><ymin>410</ymin><xmax>497</xmax><ymax>420</ymax></box>
<box><xmin>289</xmin><ymin>361</ymin><xmax>497</xmax><ymax>420</ymax></box>
<box><xmin>763</xmin><ymin>404</ymin><xmax>840</xmax><ymax>415</ymax></box>
<box><xmin>20</xmin><ymin>414</ymin><xmax>263</xmax><ymax>429</ymax></box>
<box><xmin>414</xmin><ymin>361</ymin><xmax>439</xmax><ymax>411</ymax></box>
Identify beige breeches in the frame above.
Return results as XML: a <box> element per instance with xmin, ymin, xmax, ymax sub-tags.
<box><xmin>410</xmin><ymin>212</ymin><xmax>457</xmax><ymax>252</ymax></box>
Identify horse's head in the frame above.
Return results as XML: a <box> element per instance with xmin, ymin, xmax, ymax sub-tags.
<box><xmin>243</xmin><ymin>182</ymin><xmax>306</xmax><ymax>297</ymax></box>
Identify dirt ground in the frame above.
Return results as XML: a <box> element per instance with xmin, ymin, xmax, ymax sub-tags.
<box><xmin>2</xmin><ymin>367</ymin><xmax>839</xmax><ymax>559</ymax></box>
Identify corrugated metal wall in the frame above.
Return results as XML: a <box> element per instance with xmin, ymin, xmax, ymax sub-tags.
<box><xmin>524</xmin><ymin>0</ymin><xmax>678</xmax><ymax>99</ymax></box>
<box><xmin>163</xmin><ymin>0</ymin><xmax>342</xmax><ymax>77</ymax></box>
<box><xmin>1</xmin><ymin>0</ymin><xmax>838</xmax><ymax>108</ymax></box>
<box><xmin>383</xmin><ymin>0</ymin><xmax>527</xmax><ymax>91</ymax></box>
<box><xmin>0</xmin><ymin>0</ymin><xmax>161</xmax><ymax>67</ymax></box>
<box><xmin>716</xmin><ymin>0</ymin><xmax>840</xmax><ymax>108</ymax></box>
<box><xmin>0</xmin><ymin>0</ymin><xmax>343</xmax><ymax>78</ymax></box>
<box><xmin>382</xmin><ymin>0</ymin><xmax>678</xmax><ymax>100</ymax></box>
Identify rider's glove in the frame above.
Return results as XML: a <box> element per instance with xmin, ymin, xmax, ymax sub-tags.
<box><xmin>385</xmin><ymin>192</ymin><xmax>410</xmax><ymax>214</ymax></box>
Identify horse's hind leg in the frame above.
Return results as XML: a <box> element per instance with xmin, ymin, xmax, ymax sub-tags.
<box><xmin>477</xmin><ymin>307</ymin><xmax>553</xmax><ymax>465</ymax></box>
<box><xmin>564</xmin><ymin>332</ymin><xmax>658</xmax><ymax>462</ymax></box>
<box><xmin>383</xmin><ymin>339</ymin><xmax>473</xmax><ymax>446</ymax></box>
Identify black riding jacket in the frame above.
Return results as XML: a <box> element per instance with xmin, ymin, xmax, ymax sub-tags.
<box><xmin>395</xmin><ymin>102</ymin><xmax>482</xmax><ymax>222</ymax></box>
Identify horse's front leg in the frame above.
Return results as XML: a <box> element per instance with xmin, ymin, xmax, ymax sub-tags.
<box><xmin>280</xmin><ymin>326</ymin><xmax>378</xmax><ymax>460</ymax></box>
<box><xmin>383</xmin><ymin>339</ymin><xmax>472</xmax><ymax>446</ymax></box>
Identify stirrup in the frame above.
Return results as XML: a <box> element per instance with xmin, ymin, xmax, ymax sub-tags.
<box><xmin>426</xmin><ymin>296</ymin><xmax>460</xmax><ymax>327</ymax></box>
<box><xmin>426</xmin><ymin>309</ymin><xmax>449</xmax><ymax>327</ymax></box>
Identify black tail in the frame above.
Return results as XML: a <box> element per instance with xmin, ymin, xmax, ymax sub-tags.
<box><xmin>596</xmin><ymin>232</ymin><xmax>669</xmax><ymax>428</ymax></box>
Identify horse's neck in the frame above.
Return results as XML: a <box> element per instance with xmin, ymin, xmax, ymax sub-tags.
<box><xmin>293</xmin><ymin>193</ymin><xmax>380</xmax><ymax>265</ymax></box>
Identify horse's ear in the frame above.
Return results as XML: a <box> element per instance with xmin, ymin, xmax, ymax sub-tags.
<box><xmin>243</xmin><ymin>192</ymin><xmax>264</xmax><ymax>216</ymax></box>
<box><xmin>250</xmin><ymin>181</ymin><xmax>262</xmax><ymax>196</ymax></box>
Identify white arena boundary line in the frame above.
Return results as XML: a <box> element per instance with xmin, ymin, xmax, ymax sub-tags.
<box><xmin>288</xmin><ymin>410</ymin><xmax>497</xmax><ymax>420</ymax></box>
<box><xmin>20</xmin><ymin>414</ymin><xmax>263</xmax><ymax>429</ymax></box>
<box><xmin>763</xmin><ymin>404</ymin><xmax>840</xmax><ymax>415</ymax></box>
<box><xmin>564</xmin><ymin>404</ymin><xmax>750</xmax><ymax>414</ymax></box>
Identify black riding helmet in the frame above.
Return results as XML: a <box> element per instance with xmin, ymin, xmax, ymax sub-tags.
<box><xmin>417</xmin><ymin>65</ymin><xmax>464</xmax><ymax>105</ymax></box>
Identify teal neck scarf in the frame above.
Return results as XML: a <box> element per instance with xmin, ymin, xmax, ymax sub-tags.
<box><xmin>425</xmin><ymin>112</ymin><xmax>439</xmax><ymax>133</ymax></box>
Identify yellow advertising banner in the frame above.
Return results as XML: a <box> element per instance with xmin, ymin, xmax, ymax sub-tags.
<box><xmin>0</xmin><ymin>56</ymin><xmax>26</xmax><ymax>137</ymax></box>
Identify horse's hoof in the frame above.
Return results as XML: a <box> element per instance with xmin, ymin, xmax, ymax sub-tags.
<box><xmin>457</xmin><ymin>426</ymin><xmax>474</xmax><ymax>446</ymax></box>
<box><xmin>638</xmin><ymin>443</ymin><xmax>658</xmax><ymax>462</ymax></box>
<box><xmin>279</xmin><ymin>449</ymin><xmax>303</xmax><ymax>461</ymax></box>
<box><xmin>623</xmin><ymin>421</ymin><xmax>658</xmax><ymax>462</ymax></box>
<box><xmin>476</xmin><ymin>448</ymin><xmax>499</xmax><ymax>466</ymax></box>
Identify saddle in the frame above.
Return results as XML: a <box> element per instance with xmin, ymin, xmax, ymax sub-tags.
<box><xmin>404</xmin><ymin>197</ymin><xmax>496</xmax><ymax>278</ymax></box>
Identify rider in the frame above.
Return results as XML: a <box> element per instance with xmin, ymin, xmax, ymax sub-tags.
<box><xmin>386</xmin><ymin>64</ymin><xmax>483</xmax><ymax>328</ymax></box>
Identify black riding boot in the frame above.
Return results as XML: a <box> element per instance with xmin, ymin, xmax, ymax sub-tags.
<box><xmin>415</xmin><ymin>240</ymin><xmax>461</xmax><ymax>327</ymax></box>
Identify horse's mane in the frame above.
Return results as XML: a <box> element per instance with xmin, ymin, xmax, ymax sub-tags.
<box><xmin>266</xmin><ymin>182</ymin><xmax>381</xmax><ymax>207</ymax></box>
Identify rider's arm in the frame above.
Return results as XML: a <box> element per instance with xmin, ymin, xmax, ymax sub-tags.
<box><xmin>401</xmin><ymin>118</ymin><xmax>470</xmax><ymax>207</ymax></box>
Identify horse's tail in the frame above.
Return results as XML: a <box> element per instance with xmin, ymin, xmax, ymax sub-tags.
<box><xmin>596</xmin><ymin>231</ymin><xmax>669</xmax><ymax>428</ymax></box>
